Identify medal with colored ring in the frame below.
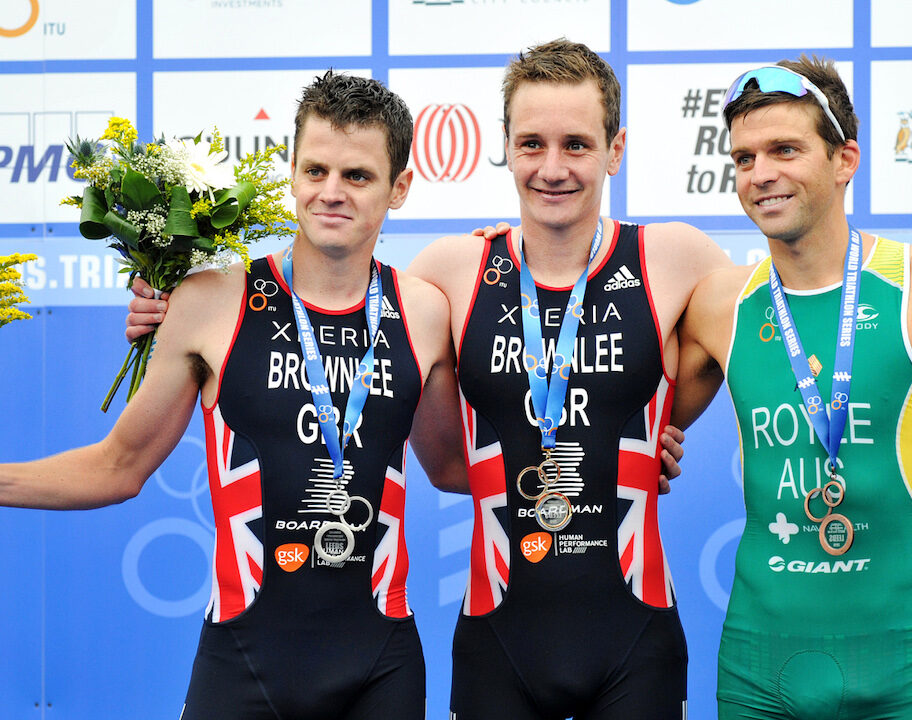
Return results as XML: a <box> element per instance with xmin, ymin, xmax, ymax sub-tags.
<box><xmin>804</xmin><ymin>480</ymin><xmax>854</xmax><ymax>555</ymax></box>
<box><xmin>516</xmin><ymin>219</ymin><xmax>604</xmax><ymax>534</ymax></box>
<box><xmin>517</xmin><ymin>453</ymin><xmax>572</xmax><ymax>531</ymax></box>
<box><xmin>769</xmin><ymin>228</ymin><xmax>862</xmax><ymax>558</ymax></box>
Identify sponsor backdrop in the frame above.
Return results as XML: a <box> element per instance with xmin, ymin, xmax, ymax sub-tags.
<box><xmin>0</xmin><ymin>1</ymin><xmax>910</xmax><ymax>718</ymax></box>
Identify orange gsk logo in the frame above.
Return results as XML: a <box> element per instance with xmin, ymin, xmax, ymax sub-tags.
<box><xmin>520</xmin><ymin>532</ymin><xmax>552</xmax><ymax>563</ymax></box>
<box><xmin>275</xmin><ymin>543</ymin><xmax>309</xmax><ymax>572</ymax></box>
<box><xmin>0</xmin><ymin>1</ymin><xmax>39</xmax><ymax>38</ymax></box>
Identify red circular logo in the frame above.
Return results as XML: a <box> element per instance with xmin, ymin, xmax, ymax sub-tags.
<box><xmin>412</xmin><ymin>104</ymin><xmax>481</xmax><ymax>183</ymax></box>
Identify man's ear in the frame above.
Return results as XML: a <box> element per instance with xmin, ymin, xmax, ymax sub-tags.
<box><xmin>388</xmin><ymin>168</ymin><xmax>413</xmax><ymax>210</ymax></box>
<box><xmin>606</xmin><ymin>127</ymin><xmax>627</xmax><ymax>177</ymax></box>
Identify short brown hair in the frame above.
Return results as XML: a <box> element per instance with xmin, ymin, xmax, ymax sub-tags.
<box><xmin>502</xmin><ymin>38</ymin><xmax>621</xmax><ymax>144</ymax></box>
<box><xmin>293</xmin><ymin>70</ymin><xmax>413</xmax><ymax>184</ymax></box>
<box><xmin>723</xmin><ymin>55</ymin><xmax>857</xmax><ymax>158</ymax></box>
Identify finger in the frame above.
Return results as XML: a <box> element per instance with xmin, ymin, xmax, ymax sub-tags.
<box><xmin>131</xmin><ymin>276</ymin><xmax>154</xmax><ymax>298</ymax></box>
<box><xmin>125</xmin><ymin>324</ymin><xmax>155</xmax><ymax>343</ymax></box>
<box><xmin>658</xmin><ymin>475</ymin><xmax>671</xmax><ymax>495</ymax></box>
<box><xmin>128</xmin><ymin>297</ymin><xmax>168</xmax><ymax>315</ymax></box>
<box><xmin>661</xmin><ymin>430</ymin><xmax>684</xmax><ymax>463</ymax></box>
<box><xmin>126</xmin><ymin>311</ymin><xmax>165</xmax><ymax>328</ymax></box>
<box><xmin>660</xmin><ymin>448</ymin><xmax>681</xmax><ymax>481</ymax></box>
<box><xmin>663</xmin><ymin>423</ymin><xmax>685</xmax><ymax>444</ymax></box>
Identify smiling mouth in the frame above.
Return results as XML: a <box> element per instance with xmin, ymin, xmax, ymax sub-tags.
<box><xmin>757</xmin><ymin>195</ymin><xmax>791</xmax><ymax>207</ymax></box>
<box><xmin>533</xmin><ymin>188</ymin><xmax>578</xmax><ymax>197</ymax></box>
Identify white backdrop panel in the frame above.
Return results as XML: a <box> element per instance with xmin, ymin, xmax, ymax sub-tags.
<box><xmin>153</xmin><ymin>0</ymin><xmax>372</xmax><ymax>58</ymax></box>
<box><xmin>628</xmin><ymin>0</ymin><xmax>853</xmax><ymax>51</ymax></box>
<box><xmin>0</xmin><ymin>0</ymin><xmax>135</xmax><ymax>61</ymax></box>
<box><xmin>389</xmin><ymin>0</ymin><xmax>611</xmax><ymax>56</ymax></box>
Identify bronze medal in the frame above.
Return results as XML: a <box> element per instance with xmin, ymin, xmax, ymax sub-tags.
<box><xmin>804</xmin><ymin>480</ymin><xmax>853</xmax><ymax>555</ymax></box>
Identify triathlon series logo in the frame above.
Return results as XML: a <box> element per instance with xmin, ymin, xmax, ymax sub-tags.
<box><xmin>411</xmin><ymin>103</ymin><xmax>481</xmax><ymax>183</ymax></box>
<box><xmin>0</xmin><ymin>0</ymin><xmax>39</xmax><ymax>38</ymax></box>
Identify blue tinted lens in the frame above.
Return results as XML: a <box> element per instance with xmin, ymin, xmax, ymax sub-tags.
<box><xmin>723</xmin><ymin>67</ymin><xmax>807</xmax><ymax>108</ymax></box>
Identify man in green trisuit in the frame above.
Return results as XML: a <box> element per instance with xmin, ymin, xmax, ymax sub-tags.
<box><xmin>676</xmin><ymin>56</ymin><xmax>912</xmax><ymax>719</ymax></box>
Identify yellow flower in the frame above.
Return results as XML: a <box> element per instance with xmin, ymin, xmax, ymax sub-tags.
<box><xmin>190</xmin><ymin>198</ymin><xmax>212</xmax><ymax>218</ymax></box>
<box><xmin>0</xmin><ymin>306</ymin><xmax>32</xmax><ymax>327</ymax></box>
<box><xmin>100</xmin><ymin>116</ymin><xmax>138</xmax><ymax>146</ymax></box>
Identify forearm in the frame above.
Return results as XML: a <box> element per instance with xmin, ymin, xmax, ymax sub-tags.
<box><xmin>0</xmin><ymin>440</ymin><xmax>145</xmax><ymax>510</ymax></box>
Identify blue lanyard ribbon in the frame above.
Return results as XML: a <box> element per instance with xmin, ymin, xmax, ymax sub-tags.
<box><xmin>767</xmin><ymin>227</ymin><xmax>862</xmax><ymax>471</ymax></box>
<box><xmin>281</xmin><ymin>247</ymin><xmax>383</xmax><ymax>480</ymax></box>
<box><xmin>519</xmin><ymin>219</ymin><xmax>603</xmax><ymax>450</ymax></box>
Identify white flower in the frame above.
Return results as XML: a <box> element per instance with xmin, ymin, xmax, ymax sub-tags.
<box><xmin>167</xmin><ymin>137</ymin><xmax>235</xmax><ymax>197</ymax></box>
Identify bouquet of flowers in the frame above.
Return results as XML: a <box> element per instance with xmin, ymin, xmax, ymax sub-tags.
<box><xmin>63</xmin><ymin>117</ymin><xmax>295</xmax><ymax>411</ymax></box>
<box><xmin>0</xmin><ymin>253</ymin><xmax>38</xmax><ymax>328</ymax></box>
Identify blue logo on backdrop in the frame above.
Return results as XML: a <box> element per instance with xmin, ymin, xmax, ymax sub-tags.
<box><xmin>0</xmin><ymin>110</ymin><xmax>111</xmax><ymax>183</ymax></box>
<box><xmin>666</xmin><ymin>0</ymin><xmax>702</xmax><ymax>4</ymax></box>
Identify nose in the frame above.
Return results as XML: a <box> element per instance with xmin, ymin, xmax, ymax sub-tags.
<box><xmin>319</xmin><ymin>172</ymin><xmax>346</xmax><ymax>203</ymax></box>
<box><xmin>751</xmin><ymin>153</ymin><xmax>778</xmax><ymax>186</ymax></box>
<box><xmin>537</xmin><ymin>147</ymin><xmax>569</xmax><ymax>184</ymax></box>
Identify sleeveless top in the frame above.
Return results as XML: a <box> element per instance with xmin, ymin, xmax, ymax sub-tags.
<box><xmin>201</xmin><ymin>255</ymin><xmax>422</xmax><ymax>624</ymax></box>
<box><xmin>725</xmin><ymin>237</ymin><xmax>912</xmax><ymax>636</ymax></box>
<box><xmin>456</xmin><ymin>222</ymin><xmax>677</xmax><ymax>618</ymax></box>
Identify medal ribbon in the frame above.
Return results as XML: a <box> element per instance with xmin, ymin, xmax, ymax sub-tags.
<box><xmin>519</xmin><ymin>219</ymin><xmax>603</xmax><ymax>450</ymax></box>
<box><xmin>281</xmin><ymin>247</ymin><xmax>382</xmax><ymax>480</ymax></box>
<box><xmin>767</xmin><ymin>227</ymin><xmax>861</xmax><ymax>471</ymax></box>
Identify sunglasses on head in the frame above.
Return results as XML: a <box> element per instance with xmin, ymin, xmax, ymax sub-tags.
<box><xmin>722</xmin><ymin>65</ymin><xmax>846</xmax><ymax>142</ymax></box>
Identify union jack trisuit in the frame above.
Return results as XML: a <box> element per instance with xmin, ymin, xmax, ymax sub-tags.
<box><xmin>450</xmin><ymin>224</ymin><xmax>687</xmax><ymax>720</ymax></box>
<box><xmin>180</xmin><ymin>257</ymin><xmax>425</xmax><ymax>720</ymax></box>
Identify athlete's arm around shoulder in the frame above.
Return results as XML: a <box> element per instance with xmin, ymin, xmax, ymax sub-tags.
<box><xmin>394</xmin><ymin>271</ymin><xmax>469</xmax><ymax>494</ymax></box>
<box><xmin>672</xmin><ymin>263</ymin><xmax>753</xmax><ymax>430</ymax></box>
<box><xmin>0</xmin><ymin>264</ymin><xmax>245</xmax><ymax>510</ymax></box>
<box><xmin>407</xmin><ymin>232</ymin><xmax>492</xmax><ymax>345</ymax></box>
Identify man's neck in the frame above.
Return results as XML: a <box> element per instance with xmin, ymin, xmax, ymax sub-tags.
<box><xmin>515</xmin><ymin>215</ymin><xmax>607</xmax><ymax>287</ymax></box>
<box><xmin>768</xmin><ymin>217</ymin><xmax>854</xmax><ymax>291</ymax></box>
<box><xmin>281</xmin><ymin>236</ymin><xmax>375</xmax><ymax>310</ymax></box>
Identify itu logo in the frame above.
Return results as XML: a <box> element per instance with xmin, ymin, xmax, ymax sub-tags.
<box><xmin>412</xmin><ymin>103</ymin><xmax>481</xmax><ymax>183</ymax></box>
<box><xmin>0</xmin><ymin>0</ymin><xmax>39</xmax><ymax>38</ymax></box>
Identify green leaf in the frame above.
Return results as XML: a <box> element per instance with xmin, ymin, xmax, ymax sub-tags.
<box><xmin>103</xmin><ymin>211</ymin><xmax>140</xmax><ymax>249</ymax></box>
<box><xmin>78</xmin><ymin>186</ymin><xmax>111</xmax><ymax>239</ymax></box>
<box><xmin>163</xmin><ymin>186</ymin><xmax>200</xmax><ymax>238</ymax></box>
<box><xmin>121</xmin><ymin>167</ymin><xmax>163</xmax><ymax>212</ymax></box>
<box><xmin>191</xmin><ymin>236</ymin><xmax>215</xmax><ymax>250</ymax></box>
<box><xmin>211</xmin><ymin>181</ymin><xmax>256</xmax><ymax>229</ymax></box>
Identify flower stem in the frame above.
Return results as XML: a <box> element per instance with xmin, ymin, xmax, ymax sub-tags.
<box><xmin>101</xmin><ymin>343</ymin><xmax>139</xmax><ymax>413</ymax></box>
<box><xmin>126</xmin><ymin>329</ymin><xmax>157</xmax><ymax>402</ymax></box>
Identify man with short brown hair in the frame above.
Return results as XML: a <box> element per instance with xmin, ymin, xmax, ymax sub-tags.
<box><xmin>410</xmin><ymin>39</ymin><xmax>730</xmax><ymax>719</ymax></box>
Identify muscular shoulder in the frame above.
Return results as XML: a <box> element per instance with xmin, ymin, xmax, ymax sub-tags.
<box><xmin>155</xmin><ymin>262</ymin><xmax>247</xmax><ymax>369</ymax></box>
<box><xmin>638</xmin><ymin>222</ymin><xmax>732</xmax><ymax>339</ymax></box>
<box><xmin>407</xmin><ymin>232</ymin><xmax>489</xmax><ymax>296</ymax></box>
<box><xmin>643</xmin><ymin>221</ymin><xmax>733</xmax><ymax>284</ymax></box>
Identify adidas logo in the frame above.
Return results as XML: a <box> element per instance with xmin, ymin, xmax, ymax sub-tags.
<box><xmin>381</xmin><ymin>295</ymin><xmax>400</xmax><ymax>319</ymax></box>
<box><xmin>603</xmin><ymin>265</ymin><xmax>642</xmax><ymax>292</ymax></box>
